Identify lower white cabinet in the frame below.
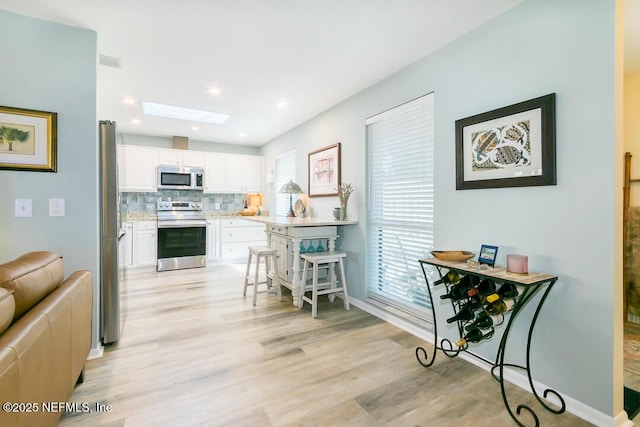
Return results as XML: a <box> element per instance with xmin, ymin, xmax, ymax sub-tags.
<box><xmin>118</xmin><ymin>222</ymin><xmax>134</xmax><ymax>268</ymax></box>
<box><xmin>219</xmin><ymin>218</ymin><xmax>266</xmax><ymax>260</ymax></box>
<box><xmin>206</xmin><ymin>219</ymin><xmax>219</xmax><ymax>261</ymax></box>
<box><xmin>132</xmin><ymin>221</ymin><xmax>157</xmax><ymax>267</ymax></box>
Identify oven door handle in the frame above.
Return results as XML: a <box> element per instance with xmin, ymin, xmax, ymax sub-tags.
<box><xmin>157</xmin><ymin>221</ymin><xmax>207</xmax><ymax>228</ymax></box>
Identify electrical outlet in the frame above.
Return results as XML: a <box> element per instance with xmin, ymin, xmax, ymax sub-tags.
<box><xmin>49</xmin><ymin>198</ymin><xmax>65</xmax><ymax>217</ymax></box>
<box><xmin>215</xmin><ymin>202</ymin><xmax>221</xmax><ymax>209</ymax></box>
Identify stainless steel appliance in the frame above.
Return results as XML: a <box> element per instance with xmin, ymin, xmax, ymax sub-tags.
<box><xmin>99</xmin><ymin>120</ymin><xmax>125</xmax><ymax>345</ymax></box>
<box><xmin>157</xmin><ymin>165</ymin><xmax>204</xmax><ymax>191</ymax></box>
<box><xmin>156</xmin><ymin>200</ymin><xmax>207</xmax><ymax>272</ymax></box>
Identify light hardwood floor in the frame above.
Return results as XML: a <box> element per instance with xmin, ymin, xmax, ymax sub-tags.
<box><xmin>59</xmin><ymin>264</ymin><xmax>593</xmax><ymax>427</ymax></box>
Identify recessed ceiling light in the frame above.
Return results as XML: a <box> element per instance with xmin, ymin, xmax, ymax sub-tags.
<box><xmin>122</xmin><ymin>97</ymin><xmax>135</xmax><ymax>104</ymax></box>
<box><xmin>238</xmin><ymin>132</ymin><xmax>247</xmax><ymax>138</ymax></box>
<box><xmin>131</xmin><ymin>119</ymin><xmax>141</xmax><ymax>124</ymax></box>
<box><xmin>208</xmin><ymin>87</ymin><xmax>221</xmax><ymax>96</ymax></box>
<box><xmin>277</xmin><ymin>101</ymin><xmax>288</xmax><ymax>108</ymax></box>
<box><xmin>191</xmin><ymin>126</ymin><xmax>199</xmax><ymax>131</ymax></box>
<box><xmin>142</xmin><ymin>101</ymin><xmax>229</xmax><ymax>124</ymax></box>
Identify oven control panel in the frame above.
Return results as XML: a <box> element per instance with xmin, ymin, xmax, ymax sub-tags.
<box><xmin>157</xmin><ymin>200</ymin><xmax>202</xmax><ymax>211</ymax></box>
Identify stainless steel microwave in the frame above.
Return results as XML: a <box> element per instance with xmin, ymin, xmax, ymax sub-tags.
<box><xmin>157</xmin><ymin>165</ymin><xmax>204</xmax><ymax>191</ymax></box>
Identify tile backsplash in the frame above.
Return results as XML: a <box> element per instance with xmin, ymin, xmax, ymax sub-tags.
<box><xmin>121</xmin><ymin>191</ymin><xmax>248</xmax><ymax>214</ymax></box>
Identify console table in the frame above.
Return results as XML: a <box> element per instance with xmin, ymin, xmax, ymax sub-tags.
<box><xmin>417</xmin><ymin>257</ymin><xmax>564</xmax><ymax>427</ymax></box>
<box><xmin>242</xmin><ymin>217</ymin><xmax>357</xmax><ymax>307</ymax></box>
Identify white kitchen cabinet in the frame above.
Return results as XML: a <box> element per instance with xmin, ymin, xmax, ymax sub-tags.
<box><xmin>219</xmin><ymin>218</ymin><xmax>267</xmax><ymax>260</ymax></box>
<box><xmin>117</xmin><ymin>145</ymin><xmax>157</xmax><ymax>192</ymax></box>
<box><xmin>204</xmin><ymin>153</ymin><xmax>227</xmax><ymax>193</ymax></box>
<box><xmin>157</xmin><ymin>148</ymin><xmax>205</xmax><ymax>168</ymax></box>
<box><xmin>206</xmin><ymin>219</ymin><xmax>219</xmax><ymax>261</ymax></box>
<box><xmin>225</xmin><ymin>155</ymin><xmax>262</xmax><ymax>193</ymax></box>
<box><xmin>270</xmin><ymin>233</ymin><xmax>291</xmax><ymax>283</ymax></box>
<box><xmin>132</xmin><ymin>221</ymin><xmax>157</xmax><ymax>267</ymax></box>
<box><xmin>118</xmin><ymin>222</ymin><xmax>134</xmax><ymax>268</ymax></box>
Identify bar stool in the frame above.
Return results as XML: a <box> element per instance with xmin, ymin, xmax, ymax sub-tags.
<box><xmin>243</xmin><ymin>246</ymin><xmax>280</xmax><ymax>306</ymax></box>
<box><xmin>300</xmin><ymin>251</ymin><xmax>349</xmax><ymax>318</ymax></box>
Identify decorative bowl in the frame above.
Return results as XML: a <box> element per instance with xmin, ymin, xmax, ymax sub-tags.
<box><xmin>431</xmin><ymin>250</ymin><xmax>475</xmax><ymax>262</ymax></box>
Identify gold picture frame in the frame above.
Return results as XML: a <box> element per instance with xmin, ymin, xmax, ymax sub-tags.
<box><xmin>0</xmin><ymin>105</ymin><xmax>57</xmax><ymax>172</ymax></box>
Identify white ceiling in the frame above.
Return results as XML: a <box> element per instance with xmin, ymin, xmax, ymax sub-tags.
<box><xmin>0</xmin><ymin>0</ymin><xmax>637</xmax><ymax>147</ymax></box>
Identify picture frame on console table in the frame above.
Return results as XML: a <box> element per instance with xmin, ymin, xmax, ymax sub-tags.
<box><xmin>308</xmin><ymin>142</ymin><xmax>341</xmax><ymax>197</ymax></box>
<box><xmin>0</xmin><ymin>105</ymin><xmax>57</xmax><ymax>172</ymax></box>
<box><xmin>455</xmin><ymin>93</ymin><xmax>555</xmax><ymax>190</ymax></box>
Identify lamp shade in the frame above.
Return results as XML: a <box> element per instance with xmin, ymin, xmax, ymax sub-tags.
<box><xmin>278</xmin><ymin>180</ymin><xmax>303</xmax><ymax>194</ymax></box>
<box><xmin>278</xmin><ymin>180</ymin><xmax>303</xmax><ymax>217</ymax></box>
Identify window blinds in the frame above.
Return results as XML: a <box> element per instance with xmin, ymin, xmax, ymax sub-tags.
<box><xmin>275</xmin><ymin>150</ymin><xmax>296</xmax><ymax>217</ymax></box>
<box><xmin>366</xmin><ymin>93</ymin><xmax>435</xmax><ymax>319</ymax></box>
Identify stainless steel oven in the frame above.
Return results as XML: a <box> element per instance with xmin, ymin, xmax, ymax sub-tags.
<box><xmin>156</xmin><ymin>200</ymin><xmax>206</xmax><ymax>272</ymax></box>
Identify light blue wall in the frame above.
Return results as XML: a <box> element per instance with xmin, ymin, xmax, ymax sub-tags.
<box><xmin>0</xmin><ymin>11</ymin><xmax>99</xmax><ymax>346</ymax></box>
<box><xmin>261</xmin><ymin>0</ymin><xmax>617</xmax><ymax>416</ymax></box>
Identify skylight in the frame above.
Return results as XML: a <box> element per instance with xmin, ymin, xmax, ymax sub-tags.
<box><xmin>142</xmin><ymin>101</ymin><xmax>229</xmax><ymax>124</ymax></box>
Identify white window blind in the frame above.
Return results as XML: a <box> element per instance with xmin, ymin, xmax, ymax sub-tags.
<box><xmin>366</xmin><ymin>93</ymin><xmax>435</xmax><ymax>320</ymax></box>
<box><xmin>275</xmin><ymin>150</ymin><xmax>296</xmax><ymax>217</ymax></box>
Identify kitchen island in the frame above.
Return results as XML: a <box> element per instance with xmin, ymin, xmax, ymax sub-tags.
<box><xmin>242</xmin><ymin>216</ymin><xmax>358</xmax><ymax>307</ymax></box>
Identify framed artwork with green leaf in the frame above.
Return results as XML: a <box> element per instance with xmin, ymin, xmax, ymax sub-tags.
<box><xmin>0</xmin><ymin>106</ymin><xmax>57</xmax><ymax>172</ymax></box>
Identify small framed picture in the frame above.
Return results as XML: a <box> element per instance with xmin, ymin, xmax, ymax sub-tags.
<box><xmin>478</xmin><ymin>244</ymin><xmax>499</xmax><ymax>267</ymax></box>
<box><xmin>0</xmin><ymin>105</ymin><xmax>57</xmax><ymax>172</ymax></box>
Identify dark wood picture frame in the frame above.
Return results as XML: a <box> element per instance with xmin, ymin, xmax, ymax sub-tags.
<box><xmin>308</xmin><ymin>142</ymin><xmax>341</xmax><ymax>197</ymax></box>
<box><xmin>0</xmin><ymin>105</ymin><xmax>57</xmax><ymax>172</ymax></box>
<box><xmin>455</xmin><ymin>93</ymin><xmax>555</xmax><ymax>190</ymax></box>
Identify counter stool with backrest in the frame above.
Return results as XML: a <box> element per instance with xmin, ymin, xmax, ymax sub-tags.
<box><xmin>243</xmin><ymin>246</ymin><xmax>280</xmax><ymax>306</ymax></box>
<box><xmin>299</xmin><ymin>251</ymin><xmax>349</xmax><ymax>318</ymax></box>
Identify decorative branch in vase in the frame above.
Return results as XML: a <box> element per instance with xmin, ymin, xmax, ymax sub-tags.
<box><xmin>337</xmin><ymin>182</ymin><xmax>353</xmax><ymax>221</ymax></box>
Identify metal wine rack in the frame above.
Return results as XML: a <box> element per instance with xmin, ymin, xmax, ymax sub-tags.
<box><xmin>416</xmin><ymin>257</ymin><xmax>563</xmax><ymax>427</ymax></box>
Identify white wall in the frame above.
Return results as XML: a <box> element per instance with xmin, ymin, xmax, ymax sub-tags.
<box><xmin>261</xmin><ymin>0</ymin><xmax>619</xmax><ymax>418</ymax></box>
<box><xmin>0</xmin><ymin>11</ymin><xmax>99</xmax><ymax>347</ymax></box>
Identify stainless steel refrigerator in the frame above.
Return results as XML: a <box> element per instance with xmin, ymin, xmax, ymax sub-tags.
<box><xmin>99</xmin><ymin>120</ymin><xmax>124</xmax><ymax>344</ymax></box>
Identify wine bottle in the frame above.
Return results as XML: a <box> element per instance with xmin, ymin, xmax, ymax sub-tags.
<box><xmin>446</xmin><ymin>305</ymin><xmax>479</xmax><ymax>323</ymax></box>
<box><xmin>440</xmin><ymin>275</ymin><xmax>477</xmax><ymax>301</ymax></box>
<box><xmin>464</xmin><ymin>311</ymin><xmax>504</xmax><ymax>331</ymax></box>
<box><xmin>472</xmin><ymin>279</ymin><xmax>496</xmax><ymax>297</ymax></box>
<box><xmin>496</xmin><ymin>282</ymin><xmax>521</xmax><ymax>299</ymax></box>
<box><xmin>455</xmin><ymin>327</ymin><xmax>494</xmax><ymax>347</ymax></box>
<box><xmin>467</xmin><ymin>287</ymin><xmax>497</xmax><ymax>304</ymax></box>
<box><xmin>433</xmin><ymin>271</ymin><xmax>460</xmax><ymax>286</ymax></box>
<box><xmin>485</xmin><ymin>295</ymin><xmax>516</xmax><ymax>315</ymax></box>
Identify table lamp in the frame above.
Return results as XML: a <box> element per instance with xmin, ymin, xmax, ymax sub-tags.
<box><xmin>279</xmin><ymin>180</ymin><xmax>303</xmax><ymax>217</ymax></box>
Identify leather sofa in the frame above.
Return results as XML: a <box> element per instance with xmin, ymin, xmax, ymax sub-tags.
<box><xmin>0</xmin><ymin>251</ymin><xmax>93</xmax><ymax>427</ymax></box>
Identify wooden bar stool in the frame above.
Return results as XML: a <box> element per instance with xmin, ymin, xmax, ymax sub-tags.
<box><xmin>300</xmin><ymin>251</ymin><xmax>349</xmax><ymax>318</ymax></box>
<box><xmin>243</xmin><ymin>246</ymin><xmax>280</xmax><ymax>306</ymax></box>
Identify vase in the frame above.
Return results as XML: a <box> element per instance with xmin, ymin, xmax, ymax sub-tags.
<box><xmin>339</xmin><ymin>199</ymin><xmax>348</xmax><ymax>221</ymax></box>
<box><xmin>333</xmin><ymin>207</ymin><xmax>341</xmax><ymax>220</ymax></box>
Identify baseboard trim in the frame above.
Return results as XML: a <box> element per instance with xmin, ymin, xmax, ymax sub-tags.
<box><xmin>349</xmin><ymin>297</ymin><xmax>625</xmax><ymax>427</ymax></box>
<box><xmin>88</xmin><ymin>345</ymin><xmax>104</xmax><ymax>360</ymax></box>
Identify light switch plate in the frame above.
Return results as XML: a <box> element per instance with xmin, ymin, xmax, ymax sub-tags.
<box><xmin>49</xmin><ymin>198</ymin><xmax>65</xmax><ymax>217</ymax></box>
<box><xmin>15</xmin><ymin>199</ymin><xmax>32</xmax><ymax>217</ymax></box>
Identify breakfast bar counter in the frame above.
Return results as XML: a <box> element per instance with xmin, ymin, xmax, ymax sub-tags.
<box><xmin>241</xmin><ymin>216</ymin><xmax>358</xmax><ymax>306</ymax></box>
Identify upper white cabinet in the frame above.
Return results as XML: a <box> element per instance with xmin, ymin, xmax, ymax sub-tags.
<box><xmin>204</xmin><ymin>153</ymin><xmax>262</xmax><ymax>194</ymax></box>
<box><xmin>204</xmin><ymin>153</ymin><xmax>227</xmax><ymax>193</ymax></box>
<box><xmin>157</xmin><ymin>148</ymin><xmax>205</xmax><ymax>168</ymax></box>
<box><xmin>118</xmin><ymin>145</ymin><xmax>157</xmax><ymax>192</ymax></box>
<box><xmin>118</xmin><ymin>145</ymin><xmax>262</xmax><ymax>193</ymax></box>
<box><xmin>225</xmin><ymin>155</ymin><xmax>262</xmax><ymax>193</ymax></box>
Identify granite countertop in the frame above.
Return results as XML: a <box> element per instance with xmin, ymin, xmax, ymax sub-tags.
<box><xmin>240</xmin><ymin>216</ymin><xmax>358</xmax><ymax>227</ymax></box>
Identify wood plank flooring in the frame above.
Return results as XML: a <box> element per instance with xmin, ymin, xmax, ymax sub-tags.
<box><xmin>59</xmin><ymin>264</ymin><xmax>593</xmax><ymax>426</ymax></box>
